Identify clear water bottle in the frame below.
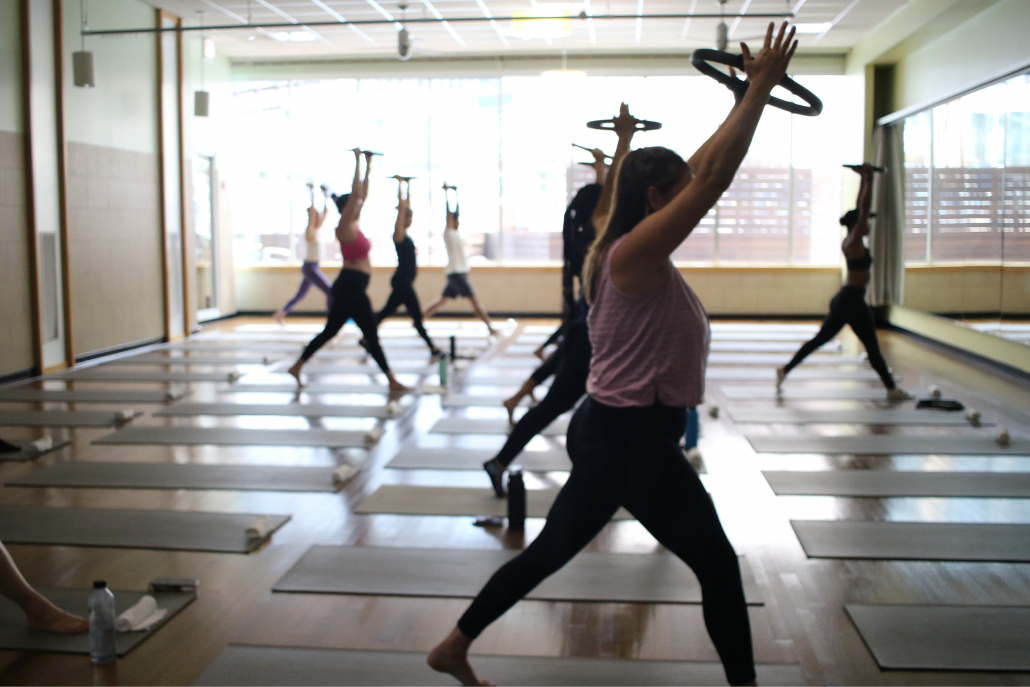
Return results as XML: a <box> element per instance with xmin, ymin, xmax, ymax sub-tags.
<box><xmin>88</xmin><ymin>580</ymin><xmax>117</xmax><ymax>665</ymax></box>
<box><xmin>507</xmin><ymin>467</ymin><xmax>526</xmax><ymax>531</ymax></box>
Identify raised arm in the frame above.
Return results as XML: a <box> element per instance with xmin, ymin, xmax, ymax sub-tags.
<box><xmin>394</xmin><ymin>180</ymin><xmax>410</xmax><ymax>243</ymax></box>
<box><xmin>314</xmin><ymin>184</ymin><xmax>329</xmax><ymax>229</ymax></box>
<box><xmin>304</xmin><ymin>184</ymin><xmax>319</xmax><ymax>242</ymax></box>
<box><xmin>336</xmin><ymin>149</ymin><xmax>366</xmax><ymax>243</ymax></box>
<box><xmin>361</xmin><ymin>151</ymin><xmax>374</xmax><ymax>200</ymax></box>
<box><xmin>846</xmin><ymin>164</ymin><xmax>876</xmax><ymax>246</ymax></box>
<box><xmin>444</xmin><ymin>185</ymin><xmax>459</xmax><ymax>230</ymax></box>
<box><xmin>592</xmin><ymin>104</ymin><xmax>637</xmax><ymax>231</ymax></box>
<box><xmin>590</xmin><ymin>148</ymin><xmax>608</xmax><ymax>185</ymax></box>
<box><xmin>612</xmin><ymin>22</ymin><xmax>797</xmax><ymax>294</ymax></box>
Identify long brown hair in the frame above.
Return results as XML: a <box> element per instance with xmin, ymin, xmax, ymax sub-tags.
<box><xmin>583</xmin><ymin>146</ymin><xmax>688</xmax><ymax>302</ymax></box>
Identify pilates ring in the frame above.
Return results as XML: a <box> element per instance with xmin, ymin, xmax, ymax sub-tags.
<box><xmin>572</xmin><ymin>143</ymin><xmax>613</xmax><ymax>160</ymax></box>
<box><xmin>390</xmin><ymin>175</ymin><xmax>417</xmax><ymax>181</ymax></box>
<box><xmin>843</xmin><ymin>164</ymin><xmax>887</xmax><ymax>173</ymax></box>
<box><xmin>690</xmin><ymin>49</ymin><xmax>823</xmax><ymax>117</ymax></box>
<box><xmin>587</xmin><ymin>118</ymin><xmax>662</xmax><ymax>132</ymax></box>
<box><xmin>361</xmin><ymin>150</ymin><xmax>384</xmax><ymax>156</ymax></box>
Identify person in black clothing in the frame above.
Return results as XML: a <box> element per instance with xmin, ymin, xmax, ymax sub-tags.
<box><xmin>777</xmin><ymin>163</ymin><xmax>913</xmax><ymax>402</ymax></box>
<box><xmin>484</xmin><ymin>128</ymin><xmax>636</xmax><ymax>497</ymax></box>
<box><xmin>375</xmin><ymin>177</ymin><xmax>440</xmax><ymax>356</ymax></box>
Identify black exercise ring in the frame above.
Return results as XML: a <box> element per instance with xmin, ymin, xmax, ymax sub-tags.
<box><xmin>690</xmin><ymin>49</ymin><xmax>823</xmax><ymax>117</ymax></box>
<box><xmin>587</xmin><ymin>118</ymin><xmax>662</xmax><ymax>131</ymax></box>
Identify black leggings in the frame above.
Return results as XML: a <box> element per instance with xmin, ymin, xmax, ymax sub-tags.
<box><xmin>783</xmin><ymin>285</ymin><xmax>894</xmax><ymax>389</ymax></box>
<box><xmin>377</xmin><ymin>277</ymin><xmax>436</xmax><ymax>352</ymax></box>
<box><xmin>495</xmin><ymin>320</ymin><xmax>590</xmax><ymax>468</ymax></box>
<box><xmin>301</xmin><ymin>269</ymin><xmax>391</xmax><ymax>375</ymax></box>
<box><xmin>529</xmin><ymin>351</ymin><xmax>561</xmax><ymax>385</ymax></box>
<box><xmin>459</xmin><ymin>397</ymin><xmax>755</xmax><ymax>686</ymax></box>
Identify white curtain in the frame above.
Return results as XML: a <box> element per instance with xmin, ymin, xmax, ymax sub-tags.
<box><xmin>868</xmin><ymin>124</ymin><xmax>906</xmax><ymax>306</ymax></box>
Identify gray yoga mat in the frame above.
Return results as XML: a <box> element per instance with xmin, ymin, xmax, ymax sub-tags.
<box><xmin>728</xmin><ymin>408</ymin><xmax>983</xmax><ymax>426</ymax></box>
<box><xmin>711</xmin><ymin>332</ymin><xmax>816</xmax><ymax>342</ymax></box>
<box><xmin>492</xmin><ymin>354</ymin><xmax>863</xmax><ymax>368</ymax></box>
<box><xmin>94</xmin><ymin>426</ymin><xmax>372</xmax><ymax>449</ymax></box>
<box><xmin>462</xmin><ymin>375</ymin><xmax>537</xmax><ymax>387</ymax></box>
<box><xmin>430</xmin><ymin>416</ymin><xmax>569</xmax><ymax>436</ymax></box>
<box><xmin>119</xmin><ymin>354</ymin><xmax>279</xmax><ymax>366</ymax></box>
<box><xmin>272</xmin><ymin>546</ymin><xmax>763</xmax><ymax>604</ymax></box>
<box><xmin>0</xmin><ymin>410</ymin><xmax>141</xmax><ymax>427</ymax></box>
<box><xmin>0</xmin><ymin>506</ymin><xmax>290</xmax><ymax>553</ymax></box>
<box><xmin>230</xmin><ymin>382</ymin><xmax>393</xmax><ymax>395</ymax></box>
<box><xmin>169</xmin><ymin>342</ymin><xmax>302</xmax><ymax>353</ymax></box>
<box><xmin>0</xmin><ymin>440</ymin><xmax>71</xmax><ymax>462</ymax></box>
<box><xmin>707</xmin><ymin>368</ymin><xmax>882</xmax><ymax>381</ymax></box>
<box><xmin>54</xmin><ymin>369</ymin><xmax>240</xmax><ymax>383</ymax></box>
<box><xmin>280</xmin><ymin>363</ymin><xmax>433</xmax><ymax>375</ymax></box>
<box><xmin>710</xmin><ymin>341</ymin><xmax>840</xmax><ymax>353</ymax></box>
<box><xmin>0</xmin><ymin>388</ymin><xmax>185</xmax><ymax>404</ymax></box>
<box><xmin>441</xmin><ymin>394</ymin><xmax>531</xmax><ymax>408</ymax></box>
<box><xmin>763</xmin><ymin>470</ymin><xmax>1030</xmax><ymax>498</ymax></box>
<box><xmin>790</xmin><ymin>520</ymin><xmax>1030</xmax><ymax>562</ymax></box>
<box><xmin>720</xmin><ymin>385</ymin><xmax>898</xmax><ymax>400</ymax></box>
<box><xmin>0</xmin><ymin>587</ymin><xmax>194</xmax><ymax>656</ymax></box>
<box><xmin>154</xmin><ymin>402</ymin><xmax>407</xmax><ymax>420</ymax></box>
<box><xmin>386</xmin><ymin>447</ymin><xmax>570</xmax><ymax>471</ymax></box>
<box><xmin>194</xmin><ymin>645</ymin><xmax>804</xmax><ymax>686</ymax></box>
<box><xmin>845</xmin><ymin>604</ymin><xmax>1030</xmax><ymax>671</ymax></box>
<box><xmin>8</xmin><ymin>462</ymin><xmax>341</xmax><ymax>492</ymax></box>
<box><xmin>747</xmin><ymin>434</ymin><xmax>1030</xmax><ymax>456</ymax></box>
<box><xmin>355</xmin><ymin>485</ymin><xmax>633</xmax><ymax>520</ymax></box>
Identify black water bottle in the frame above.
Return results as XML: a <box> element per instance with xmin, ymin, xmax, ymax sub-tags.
<box><xmin>450</xmin><ymin>335</ymin><xmax>457</xmax><ymax>361</ymax></box>
<box><xmin>507</xmin><ymin>467</ymin><xmax>526</xmax><ymax>531</ymax></box>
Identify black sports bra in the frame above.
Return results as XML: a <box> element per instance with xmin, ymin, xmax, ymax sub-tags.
<box><xmin>845</xmin><ymin>245</ymin><xmax>872</xmax><ymax>271</ymax></box>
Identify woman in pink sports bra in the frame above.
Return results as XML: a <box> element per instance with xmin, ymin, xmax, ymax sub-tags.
<box><xmin>288</xmin><ymin>149</ymin><xmax>411</xmax><ymax>393</ymax></box>
<box><xmin>429</xmin><ymin>23</ymin><xmax>798</xmax><ymax>687</ymax></box>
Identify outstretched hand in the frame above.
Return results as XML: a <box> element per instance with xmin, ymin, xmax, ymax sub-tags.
<box><xmin>740</xmin><ymin>21</ymin><xmax>797</xmax><ymax>95</ymax></box>
<box><xmin>611</xmin><ymin>103</ymin><xmax>638</xmax><ymax>140</ymax></box>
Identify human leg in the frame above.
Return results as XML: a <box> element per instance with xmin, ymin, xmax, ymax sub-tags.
<box><xmin>779</xmin><ymin>290</ymin><xmax>849</xmax><ymax>383</ymax></box>
<box><xmin>0</xmin><ymin>541</ymin><xmax>88</xmax><ymax>633</ymax></box>
<box><xmin>401</xmin><ymin>285</ymin><xmax>438</xmax><ymax>353</ymax></box>
<box><xmin>289</xmin><ymin>277</ymin><xmax>353</xmax><ymax>384</ymax></box>
<box><xmin>350</xmin><ymin>288</ymin><xmax>412</xmax><ymax>392</ymax></box>
<box><xmin>275</xmin><ymin>272</ymin><xmax>313</xmax><ymax>322</ymax></box>
<box><xmin>616</xmin><ymin>404</ymin><xmax>755</xmax><ymax>686</ymax></box>
<box><xmin>499</xmin><ymin>351</ymin><xmax>561</xmax><ymax>425</ymax></box>
<box><xmin>467</xmin><ymin>295</ymin><xmax>496</xmax><ymax>334</ymax></box>
<box><xmin>844</xmin><ymin>290</ymin><xmax>896</xmax><ymax>389</ymax></box>
<box><xmin>304</xmin><ymin>262</ymin><xmax>334</xmax><ymax>310</ymax></box>
<box><xmin>376</xmin><ymin>285</ymin><xmax>406</xmax><ymax>324</ymax></box>
<box><xmin>423</xmin><ymin>295</ymin><xmax>452</xmax><ymax>319</ymax></box>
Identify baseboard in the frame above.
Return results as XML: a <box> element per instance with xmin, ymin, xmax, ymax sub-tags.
<box><xmin>75</xmin><ymin>337</ymin><xmax>166</xmax><ymax>364</ymax></box>
<box><xmin>0</xmin><ymin>368</ymin><xmax>37</xmax><ymax>388</ymax></box>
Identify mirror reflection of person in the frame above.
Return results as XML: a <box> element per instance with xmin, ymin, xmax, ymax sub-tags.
<box><xmin>777</xmin><ymin>163</ymin><xmax>913</xmax><ymax>402</ymax></box>
<box><xmin>422</xmin><ymin>185</ymin><xmax>496</xmax><ymax>335</ymax></box>
<box><xmin>1</xmin><ymin>540</ymin><xmax>88</xmax><ymax>633</ymax></box>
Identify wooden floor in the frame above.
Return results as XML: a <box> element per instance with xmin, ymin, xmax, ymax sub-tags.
<box><xmin>1</xmin><ymin>316</ymin><xmax>1029</xmax><ymax>686</ymax></box>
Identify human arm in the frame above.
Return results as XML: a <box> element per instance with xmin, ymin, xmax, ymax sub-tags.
<box><xmin>592</xmin><ymin>103</ymin><xmax>637</xmax><ymax>230</ymax></box>
<box><xmin>394</xmin><ymin>181</ymin><xmax>409</xmax><ymax>243</ymax></box>
<box><xmin>591</xmin><ymin>148</ymin><xmax>608</xmax><ymax>185</ymax></box>
<box><xmin>612</xmin><ymin>22</ymin><xmax>797</xmax><ymax>295</ymax></box>
<box><xmin>336</xmin><ymin>150</ymin><xmax>365</xmax><ymax>243</ymax></box>
<box><xmin>304</xmin><ymin>184</ymin><xmax>320</xmax><ymax>242</ymax></box>
<box><xmin>361</xmin><ymin>151</ymin><xmax>373</xmax><ymax>200</ymax></box>
<box><xmin>845</xmin><ymin>164</ymin><xmax>876</xmax><ymax>250</ymax></box>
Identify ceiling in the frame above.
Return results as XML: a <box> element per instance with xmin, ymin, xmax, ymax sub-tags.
<box><xmin>135</xmin><ymin>0</ymin><xmax>910</xmax><ymax>60</ymax></box>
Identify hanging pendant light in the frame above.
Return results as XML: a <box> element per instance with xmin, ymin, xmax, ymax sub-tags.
<box><xmin>73</xmin><ymin>0</ymin><xmax>95</xmax><ymax>87</ymax></box>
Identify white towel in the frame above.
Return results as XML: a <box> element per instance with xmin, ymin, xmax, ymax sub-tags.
<box><xmin>30</xmin><ymin>437</ymin><xmax>53</xmax><ymax>452</ymax></box>
<box><xmin>386</xmin><ymin>400</ymin><xmax>402</xmax><ymax>418</ymax></box>
<box><xmin>115</xmin><ymin>595</ymin><xmax>167</xmax><ymax>632</ymax></box>
<box><xmin>332</xmin><ymin>465</ymin><xmax>358</xmax><ymax>488</ymax></box>
<box><xmin>245</xmin><ymin>515</ymin><xmax>276</xmax><ymax>540</ymax></box>
<box><xmin>115</xmin><ymin>409</ymin><xmax>136</xmax><ymax>423</ymax></box>
<box><xmin>364</xmin><ymin>426</ymin><xmax>384</xmax><ymax>448</ymax></box>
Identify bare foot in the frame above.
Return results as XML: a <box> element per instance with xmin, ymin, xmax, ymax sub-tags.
<box><xmin>288</xmin><ymin>362</ymin><xmax>305</xmax><ymax>388</ymax></box>
<box><xmin>389</xmin><ymin>379</ymin><xmax>414</xmax><ymax>394</ymax></box>
<box><xmin>25</xmin><ymin>599</ymin><xmax>89</xmax><ymax>634</ymax></box>
<box><xmin>273</xmin><ymin>310</ymin><xmax>286</xmax><ymax>326</ymax></box>
<box><xmin>502</xmin><ymin>394</ymin><xmax>521</xmax><ymax>426</ymax></box>
<box><xmin>428</xmin><ymin>628</ymin><xmax>493</xmax><ymax>686</ymax></box>
<box><xmin>533</xmin><ymin>346</ymin><xmax>546</xmax><ymax>361</ymax></box>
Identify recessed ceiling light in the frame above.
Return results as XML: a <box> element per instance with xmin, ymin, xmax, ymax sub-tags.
<box><xmin>792</xmin><ymin>22</ymin><xmax>832</xmax><ymax>34</ymax></box>
<box><xmin>272</xmin><ymin>31</ymin><xmax>316</xmax><ymax>42</ymax></box>
<box><xmin>511</xmin><ymin>5</ymin><xmax>572</xmax><ymax>40</ymax></box>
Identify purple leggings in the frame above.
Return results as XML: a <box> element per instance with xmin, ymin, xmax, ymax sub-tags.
<box><xmin>282</xmin><ymin>262</ymin><xmax>333</xmax><ymax>313</ymax></box>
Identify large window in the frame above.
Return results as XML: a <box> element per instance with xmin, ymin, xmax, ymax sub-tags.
<box><xmin>227</xmin><ymin>74</ymin><xmax>861</xmax><ymax>266</ymax></box>
<box><xmin>902</xmin><ymin>72</ymin><xmax>1030</xmax><ymax>264</ymax></box>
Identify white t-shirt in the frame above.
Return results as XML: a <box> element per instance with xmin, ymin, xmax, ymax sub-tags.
<box><xmin>444</xmin><ymin>227</ymin><xmax>469</xmax><ymax>274</ymax></box>
<box><xmin>304</xmin><ymin>237</ymin><xmax>320</xmax><ymax>262</ymax></box>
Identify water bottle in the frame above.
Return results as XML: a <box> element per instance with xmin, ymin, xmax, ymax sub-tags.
<box><xmin>449</xmin><ymin>335</ymin><xmax>457</xmax><ymax>361</ymax></box>
<box><xmin>438</xmin><ymin>357</ymin><xmax>448</xmax><ymax>388</ymax></box>
<box><xmin>507</xmin><ymin>468</ymin><xmax>526</xmax><ymax>531</ymax></box>
<box><xmin>88</xmin><ymin>580</ymin><xmax>117</xmax><ymax>665</ymax></box>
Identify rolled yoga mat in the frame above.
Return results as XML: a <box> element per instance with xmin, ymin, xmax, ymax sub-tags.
<box><xmin>355</xmin><ymin>485</ymin><xmax>633</xmax><ymax>520</ymax></box>
<box><xmin>8</xmin><ymin>462</ymin><xmax>342</xmax><ymax>492</ymax></box>
<box><xmin>0</xmin><ymin>439</ymin><xmax>71</xmax><ymax>462</ymax></box>
<box><xmin>54</xmin><ymin>369</ymin><xmax>241</xmax><ymax>383</ymax></box>
<box><xmin>763</xmin><ymin>470</ymin><xmax>1030</xmax><ymax>498</ymax></box>
<box><xmin>790</xmin><ymin>520</ymin><xmax>1030</xmax><ymax>562</ymax></box>
<box><xmin>94</xmin><ymin>426</ymin><xmax>374</xmax><ymax>449</ymax></box>
<box><xmin>194</xmin><ymin>645</ymin><xmax>805</xmax><ymax>687</ymax></box>
<box><xmin>230</xmin><ymin>382</ymin><xmax>394</xmax><ymax>395</ymax></box>
<box><xmin>155</xmin><ymin>402</ymin><xmax>409</xmax><ymax>420</ymax></box>
<box><xmin>0</xmin><ymin>410</ymin><xmax>141</xmax><ymax>427</ymax></box>
<box><xmin>0</xmin><ymin>588</ymin><xmax>194</xmax><ymax>656</ymax></box>
<box><xmin>747</xmin><ymin>434</ymin><xmax>1030</xmax><ymax>456</ymax></box>
<box><xmin>720</xmin><ymin>385</ymin><xmax>896</xmax><ymax>401</ymax></box>
<box><xmin>0</xmin><ymin>506</ymin><xmax>290</xmax><ymax>553</ymax></box>
<box><xmin>844</xmin><ymin>603</ymin><xmax>1030</xmax><ymax>671</ymax></box>
<box><xmin>386</xmin><ymin>447</ymin><xmax>570</xmax><ymax>471</ymax></box>
<box><xmin>272</xmin><ymin>546</ymin><xmax>763</xmax><ymax>604</ymax></box>
<box><xmin>0</xmin><ymin>388</ymin><xmax>185</xmax><ymax>404</ymax></box>
<box><xmin>430</xmin><ymin>416</ymin><xmax>569</xmax><ymax>436</ymax></box>
<box><xmin>728</xmin><ymin>408</ymin><xmax>985</xmax><ymax>426</ymax></box>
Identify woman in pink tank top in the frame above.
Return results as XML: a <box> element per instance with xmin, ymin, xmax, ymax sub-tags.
<box><xmin>288</xmin><ymin>149</ymin><xmax>411</xmax><ymax>393</ymax></box>
<box><xmin>430</xmin><ymin>23</ymin><xmax>798</xmax><ymax>687</ymax></box>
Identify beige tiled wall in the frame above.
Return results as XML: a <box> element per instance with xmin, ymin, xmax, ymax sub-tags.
<box><xmin>0</xmin><ymin>131</ymin><xmax>35</xmax><ymax>377</ymax></box>
<box><xmin>904</xmin><ymin>265</ymin><xmax>1030</xmax><ymax>316</ymax></box>
<box><xmin>66</xmin><ymin>141</ymin><xmax>164</xmax><ymax>355</ymax></box>
<box><xmin>234</xmin><ymin>265</ymin><xmax>844</xmax><ymax>316</ymax></box>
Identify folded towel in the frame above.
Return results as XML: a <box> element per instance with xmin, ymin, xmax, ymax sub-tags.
<box><xmin>30</xmin><ymin>437</ymin><xmax>53</xmax><ymax>452</ymax></box>
<box><xmin>245</xmin><ymin>515</ymin><xmax>276</xmax><ymax>540</ymax></box>
<box><xmin>115</xmin><ymin>595</ymin><xmax>167</xmax><ymax>632</ymax></box>
<box><xmin>115</xmin><ymin>409</ymin><xmax>136</xmax><ymax>423</ymax></box>
<box><xmin>228</xmin><ymin>371</ymin><xmax>243</xmax><ymax>383</ymax></box>
<box><xmin>332</xmin><ymin>465</ymin><xmax>358</xmax><ymax>488</ymax></box>
<box><xmin>364</xmin><ymin>427</ymin><xmax>384</xmax><ymax>448</ymax></box>
<box><xmin>386</xmin><ymin>400</ymin><xmax>402</xmax><ymax>418</ymax></box>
